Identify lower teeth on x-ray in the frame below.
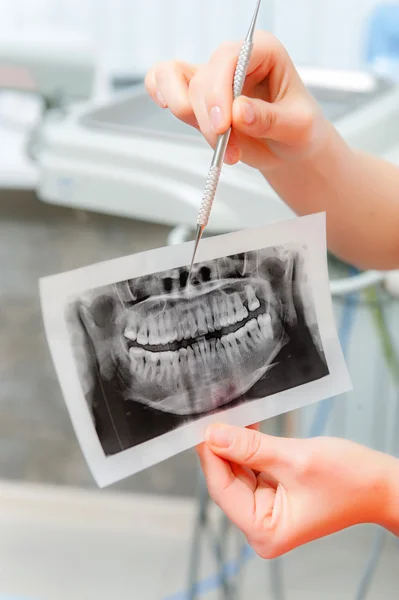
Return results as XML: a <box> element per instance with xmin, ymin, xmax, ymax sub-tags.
<box><xmin>68</xmin><ymin>246</ymin><xmax>329</xmax><ymax>456</ymax></box>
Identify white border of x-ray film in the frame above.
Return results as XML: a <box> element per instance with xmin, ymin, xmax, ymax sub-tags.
<box><xmin>40</xmin><ymin>213</ymin><xmax>352</xmax><ymax>487</ymax></box>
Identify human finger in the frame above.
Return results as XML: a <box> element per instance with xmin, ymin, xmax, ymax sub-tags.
<box><xmin>232</xmin><ymin>95</ymin><xmax>317</xmax><ymax>147</ymax></box>
<box><xmin>150</xmin><ymin>61</ymin><xmax>198</xmax><ymax>127</ymax></box>
<box><xmin>199</xmin><ymin>32</ymin><xmax>295</xmax><ymax>135</ymax></box>
<box><xmin>197</xmin><ymin>443</ymin><xmax>258</xmax><ymax>531</ymax></box>
<box><xmin>254</xmin><ymin>472</ymin><xmax>278</xmax><ymax>518</ymax></box>
<box><xmin>201</xmin><ymin>41</ymin><xmax>237</xmax><ymax>134</ymax></box>
<box><xmin>186</xmin><ymin>38</ymin><xmax>263</xmax><ymax>146</ymax></box>
<box><xmin>230</xmin><ymin>462</ymin><xmax>257</xmax><ymax>491</ymax></box>
<box><xmin>144</xmin><ymin>67</ymin><xmax>167</xmax><ymax>108</ymax></box>
<box><xmin>188</xmin><ymin>67</ymin><xmax>242</xmax><ymax>164</ymax></box>
<box><xmin>205</xmin><ymin>424</ymin><xmax>293</xmax><ymax>476</ymax></box>
<box><xmin>189</xmin><ymin>31</ymin><xmax>292</xmax><ymax>161</ymax></box>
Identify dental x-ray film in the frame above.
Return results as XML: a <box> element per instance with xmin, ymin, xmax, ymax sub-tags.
<box><xmin>40</xmin><ymin>213</ymin><xmax>351</xmax><ymax>487</ymax></box>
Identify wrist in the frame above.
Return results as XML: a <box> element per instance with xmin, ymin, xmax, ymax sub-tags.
<box><xmin>259</xmin><ymin>119</ymin><xmax>354</xmax><ymax>195</ymax></box>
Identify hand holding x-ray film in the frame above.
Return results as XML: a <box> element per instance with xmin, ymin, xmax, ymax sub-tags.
<box><xmin>40</xmin><ymin>213</ymin><xmax>351</xmax><ymax>486</ymax></box>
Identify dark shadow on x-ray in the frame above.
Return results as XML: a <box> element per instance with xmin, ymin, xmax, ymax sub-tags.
<box><xmin>66</xmin><ymin>246</ymin><xmax>329</xmax><ymax>457</ymax></box>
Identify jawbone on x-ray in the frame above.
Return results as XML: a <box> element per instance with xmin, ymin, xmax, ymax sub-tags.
<box><xmin>77</xmin><ymin>250</ymin><xmax>317</xmax><ymax>436</ymax></box>
<box><xmin>40</xmin><ymin>213</ymin><xmax>351</xmax><ymax>487</ymax></box>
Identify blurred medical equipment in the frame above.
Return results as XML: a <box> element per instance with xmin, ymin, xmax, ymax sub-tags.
<box><xmin>34</xmin><ymin>68</ymin><xmax>399</xmax><ymax>238</ymax></box>
<box><xmin>188</xmin><ymin>0</ymin><xmax>262</xmax><ymax>279</ymax></box>
<box><xmin>0</xmin><ymin>37</ymin><xmax>102</xmax><ymax>103</ymax></box>
<box><xmin>0</xmin><ymin>34</ymin><xmax>110</xmax><ymax>168</ymax></box>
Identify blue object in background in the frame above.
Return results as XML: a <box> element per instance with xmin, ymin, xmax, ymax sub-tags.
<box><xmin>366</xmin><ymin>3</ymin><xmax>399</xmax><ymax>79</ymax></box>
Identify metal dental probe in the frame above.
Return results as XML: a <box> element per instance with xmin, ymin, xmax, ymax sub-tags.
<box><xmin>187</xmin><ymin>0</ymin><xmax>262</xmax><ymax>285</ymax></box>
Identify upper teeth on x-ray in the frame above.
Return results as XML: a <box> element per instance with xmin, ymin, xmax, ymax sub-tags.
<box><xmin>66</xmin><ymin>245</ymin><xmax>329</xmax><ymax>456</ymax></box>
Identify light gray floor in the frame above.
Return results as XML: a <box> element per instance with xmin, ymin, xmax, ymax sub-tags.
<box><xmin>1</xmin><ymin>481</ymin><xmax>398</xmax><ymax>600</ymax></box>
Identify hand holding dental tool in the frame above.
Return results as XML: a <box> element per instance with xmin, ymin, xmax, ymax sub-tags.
<box><xmin>188</xmin><ymin>0</ymin><xmax>262</xmax><ymax>283</ymax></box>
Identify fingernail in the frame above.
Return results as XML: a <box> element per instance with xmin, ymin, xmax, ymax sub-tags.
<box><xmin>206</xmin><ymin>425</ymin><xmax>233</xmax><ymax>448</ymax></box>
<box><xmin>225</xmin><ymin>147</ymin><xmax>240</xmax><ymax>164</ymax></box>
<box><xmin>242</xmin><ymin>101</ymin><xmax>255</xmax><ymax>125</ymax></box>
<box><xmin>210</xmin><ymin>106</ymin><xmax>223</xmax><ymax>131</ymax></box>
<box><xmin>155</xmin><ymin>91</ymin><xmax>167</xmax><ymax>108</ymax></box>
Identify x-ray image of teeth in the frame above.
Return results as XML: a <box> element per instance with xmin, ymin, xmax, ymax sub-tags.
<box><xmin>65</xmin><ymin>245</ymin><xmax>329</xmax><ymax>457</ymax></box>
<box><xmin>40</xmin><ymin>214</ymin><xmax>352</xmax><ymax>486</ymax></box>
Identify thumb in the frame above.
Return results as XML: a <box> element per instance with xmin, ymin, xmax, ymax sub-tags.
<box><xmin>232</xmin><ymin>95</ymin><xmax>313</xmax><ymax>145</ymax></box>
<box><xmin>205</xmin><ymin>424</ymin><xmax>289</xmax><ymax>475</ymax></box>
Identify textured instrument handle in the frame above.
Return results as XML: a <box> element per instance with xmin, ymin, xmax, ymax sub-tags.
<box><xmin>233</xmin><ymin>40</ymin><xmax>253</xmax><ymax>99</ymax></box>
<box><xmin>197</xmin><ymin>166</ymin><xmax>222</xmax><ymax>226</ymax></box>
<box><xmin>196</xmin><ymin>40</ymin><xmax>254</xmax><ymax>227</ymax></box>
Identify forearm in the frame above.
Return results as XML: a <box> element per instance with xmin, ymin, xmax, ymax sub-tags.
<box><xmin>262</xmin><ymin>123</ymin><xmax>399</xmax><ymax>271</ymax></box>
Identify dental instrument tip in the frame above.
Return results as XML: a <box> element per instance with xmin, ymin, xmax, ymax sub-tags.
<box><xmin>187</xmin><ymin>0</ymin><xmax>260</xmax><ymax>280</ymax></box>
<box><xmin>187</xmin><ymin>224</ymin><xmax>204</xmax><ymax>287</ymax></box>
<box><xmin>246</xmin><ymin>0</ymin><xmax>262</xmax><ymax>42</ymax></box>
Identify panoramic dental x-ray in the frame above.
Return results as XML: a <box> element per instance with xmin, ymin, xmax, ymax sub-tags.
<box><xmin>40</xmin><ymin>214</ymin><xmax>350</xmax><ymax>486</ymax></box>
